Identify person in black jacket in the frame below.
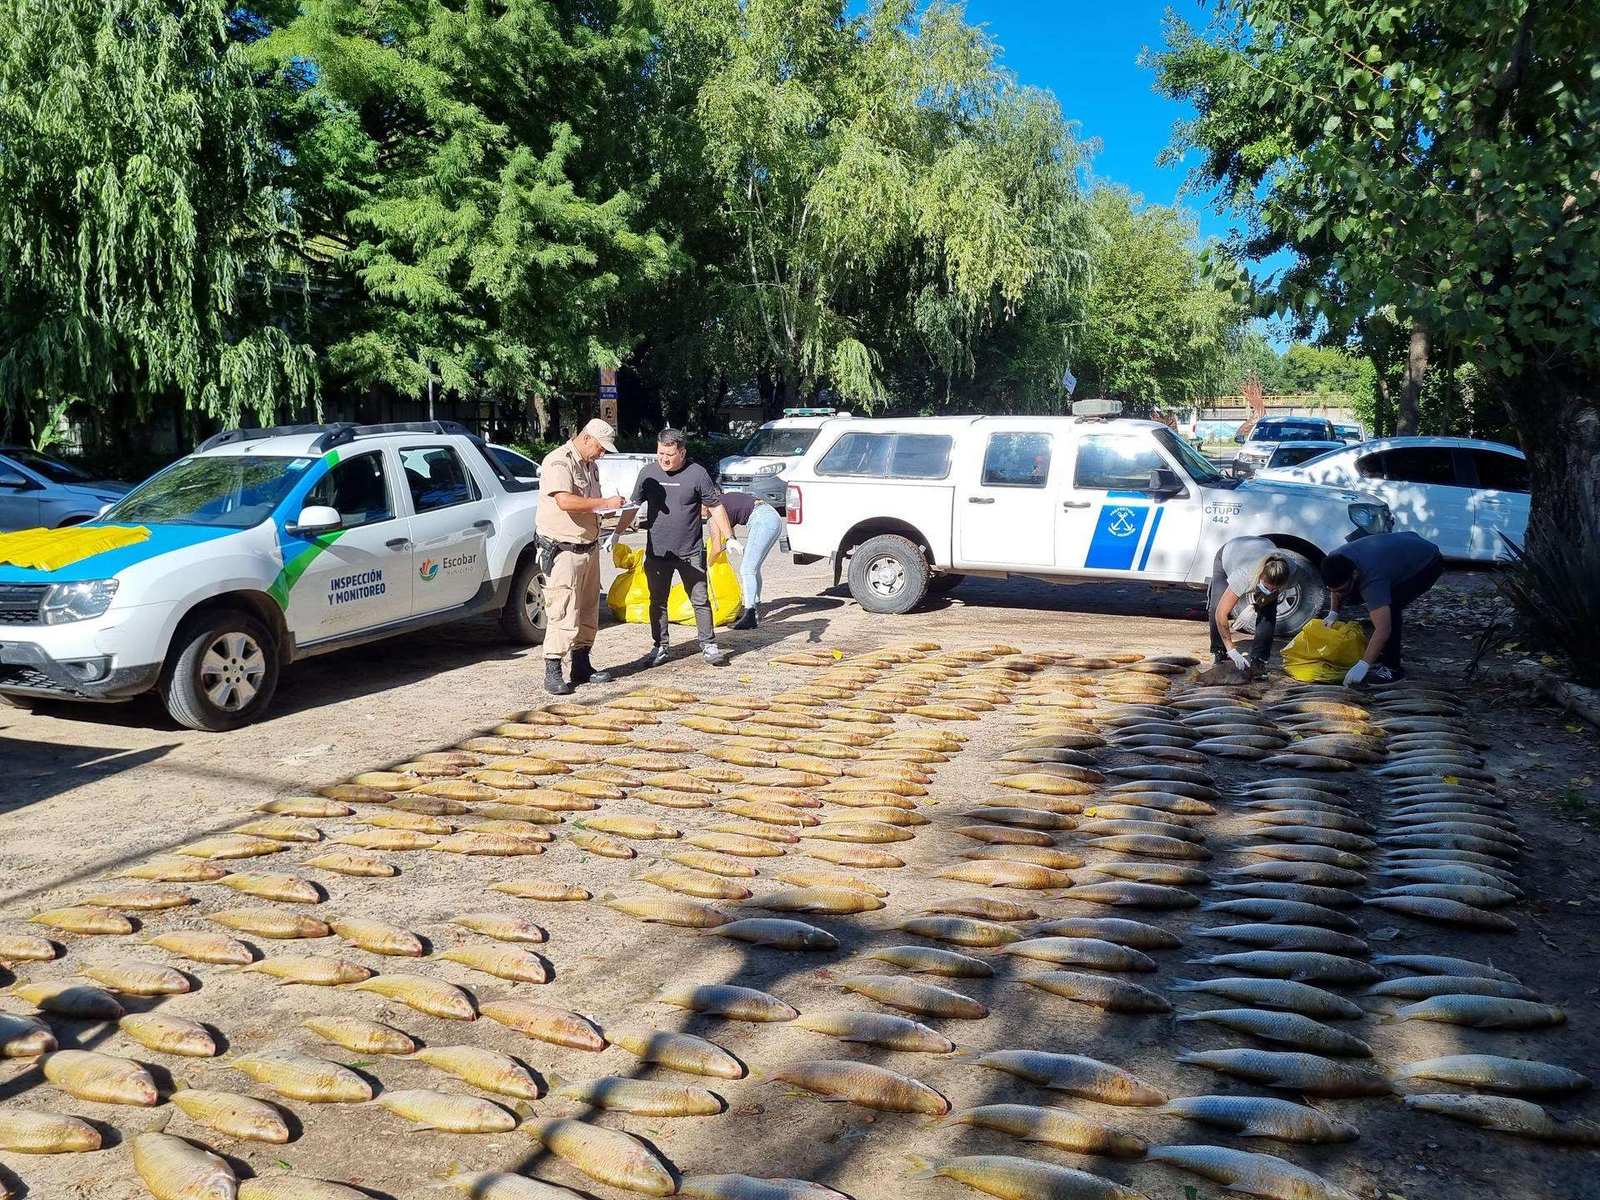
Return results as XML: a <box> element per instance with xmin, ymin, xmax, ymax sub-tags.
<box><xmin>623</xmin><ymin>429</ymin><xmax>727</xmax><ymax>666</ymax></box>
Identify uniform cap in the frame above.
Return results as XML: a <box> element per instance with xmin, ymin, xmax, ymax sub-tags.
<box><xmin>581</xmin><ymin>418</ymin><xmax>618</xmax><ymax>453</ymax></box>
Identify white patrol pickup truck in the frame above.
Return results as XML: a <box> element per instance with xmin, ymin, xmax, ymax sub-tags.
<box><xmin>782</xmin><ymin>402</ymin><xmax>1393</xmax><ymax>634</ymax></box>
<box><xmin>0</xmin><ymin>422</ymin><xmax>548</xmax><ymax>731</ymax></box>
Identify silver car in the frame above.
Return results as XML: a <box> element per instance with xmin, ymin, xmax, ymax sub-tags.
<box><xmin>0</xmin><ymin>447</ymin><xmax>131</xmax><ymax>531</ymax></box>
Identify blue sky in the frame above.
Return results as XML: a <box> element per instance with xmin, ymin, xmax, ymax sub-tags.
<box><xmin>960</xmin><ymin>1</ymin><xmax>1234</xmax><ymax>240</ymax></box>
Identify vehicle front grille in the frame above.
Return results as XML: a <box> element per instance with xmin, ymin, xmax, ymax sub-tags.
<box><xmin>0</xmin><ymin>664</ymin><xmax>65</xmax><ymax>692</ymax></box>
<box><xmin>0</xmin><ymin>584</ymin><xmax>47</xmax><ymax>626</ymax></box>
<box><xmin>719</xmin><ymin>474</ymin><xmax>752</xmax><ymax>485</ymax></box>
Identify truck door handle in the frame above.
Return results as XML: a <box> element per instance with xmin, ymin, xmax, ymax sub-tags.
<box><xmin>386</xmin><ymin>538</ymin><xmax>411</xmax><ymax>550</ymax></box>
<box><xmin>473</xmin><ymin>520</ymin><xmax>495</xmax><ymax>532</ymax></box>
<box><xmin>1061</xmin><ymin>500</ymin><xmax>1091</xmax><ymax>509</ymax></box>
<box><xmin>968</xmin><ymin>497</ymin><xmax>995</xmax><ymax>505</ymax></box>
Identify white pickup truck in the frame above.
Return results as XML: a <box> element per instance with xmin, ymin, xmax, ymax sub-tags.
<box><xmin>782</xmin><ymin>406</ymin><xmax>1393</xmax><ymax>634</ymax></box>
<box><xmin>0</xmin><ymin>422</ymin><xmax>547</xmax><ymax>730</ymax></box>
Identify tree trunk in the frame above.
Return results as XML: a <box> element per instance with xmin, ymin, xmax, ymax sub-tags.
<box><xmin>1368</xmin><ymin>351</ymin><xmax>1392</xmax><ymax>437</ymax></box>
<box><xmin>1397</xmin><ymin>324</ymin><xmax>1429</xmax><ymax>435</ymax></box>
<box><xmin>1507</xmin><ymin>370</ymin><xmax>1600</xmax><ymax>561</ymax></box>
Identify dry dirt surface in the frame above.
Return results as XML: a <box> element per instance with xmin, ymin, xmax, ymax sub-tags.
<box><xmin>1</xmin><ymin>564</ymin><xmax>1597</xmax><ymax>1200</ymax></box>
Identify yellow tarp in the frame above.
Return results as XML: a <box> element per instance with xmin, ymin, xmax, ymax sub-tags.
<box><xmin>607</xmin><ymin>542</ymin><xmax>742</xmax><ymax>626</ymax></box>
<box><xmin>1282</xmin><ymin>619</ymin><xmax>1368</xmax><ymax>682</ymax></box>
<box><xmin>0</xmin><ymin>525</ymin><xmax>149</xmax><ymax>571</ymax></box>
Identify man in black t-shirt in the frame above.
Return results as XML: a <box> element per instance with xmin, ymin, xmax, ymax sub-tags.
<box><xmin>626</xmin><ymin>429</ymin><xmax>727</xmax><ymax>666</ymax></box>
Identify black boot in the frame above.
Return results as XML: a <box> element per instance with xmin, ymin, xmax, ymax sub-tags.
<box><xmin>730</xmin><ymin>607</ymin><xmax>758</xmax><ymax>630</ymax></box>
<box><xmin>570</xmin><ymin>647</ymin><xmax>612</xmax><ymax>685</ymax></box>
<box><xmin>543</xmin><ymin>657</ymin><xmax>573</xmax><ymax>696</ymax></box>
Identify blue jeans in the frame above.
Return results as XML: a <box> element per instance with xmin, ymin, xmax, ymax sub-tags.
<box><xmin>739</xmin><ymin>503</ymin><xmax>784</xmax><ymax>609</ymax></box>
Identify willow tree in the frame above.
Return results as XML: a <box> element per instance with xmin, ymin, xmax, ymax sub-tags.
<box><xmin>654</xmin><ymin>0</ymin><xmax>1092</xmax><ymax>411</ymax></box>
<box><xmin>0</xmin><ymin>0</ymin><xmax>313</xmax><ymax>445</ymax></box>
<box><xmin>1153</xmin><ymin>0</ymin><xmax>1600</xmax><ymax>555</ymax></box>
<box><xmin>252</xmin><ymin>0</ymin><xmax>674</xmax><ymax>432</ymax></box>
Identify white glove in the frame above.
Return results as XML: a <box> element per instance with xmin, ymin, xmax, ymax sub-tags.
<box><xmin>1343</xmin><ymin>660</ymin><xmax>1370</xmax><ymax>687</ymax></box>
<box><xmin>727</xmin><ymin>537</ymin><xmax>743</xmax><ymax>556</ymax></box>
<box><xmin>1323</xmin><ymin>610</ymin><xmax>1341</xmax><ymax>627</ymax></box>
<box><xmin>1227</xmin><ymin>649</ymin><xmax>1250</xmax><ymax>672</ymax></box>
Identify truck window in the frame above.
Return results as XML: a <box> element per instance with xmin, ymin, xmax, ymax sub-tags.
<box><xmin>1470</xmin><ymin>450</ymin><xmax>1530</xmax><ymax>493</ymax></box>
<box><xmin>816</xmin><ymin>432</ymin><xmax>952</xmax><ymax>479</ymax></box>
<box><xmin>401</xmin><ymin>446</ymin><xmax>481</xmax><ymax>513</ymax></box>
<box><xmin>306</xmin><ymin>451</ymin><xmax>393</xmax><ymax>528</ymax></box>
<box><xmin>981</xmin><ymin>433</ymin><xmax>1051</xmax><ymax>487</ymax></box>
<box><xmin>891</xmin><ymin>434</ymin><xmax>953</xmax><ymax>479</ymax></box>
<box><xmin>1075</xmin><ymin>434</ymin><xmax>1165</xmax><ymax>491</ymax></box>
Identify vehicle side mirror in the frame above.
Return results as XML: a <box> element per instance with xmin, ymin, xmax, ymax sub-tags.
<box><xmin>1148</xmin><ymin>468</ymin><xmax>1185</xmax><ymax>498</ymax></box>
<box><xmin>1233</xmin><ymin>432</ymin><xmax>1246</xmax><ymax>444</ymax></box>
<box><xmin>289</xmin><ymin>504</ymin><xmax>342</xmax><ymax>536</ymax></box>
<box><xmin>0</xmin><ymin>470</ymin><xmax>33</xmax><ymax>489</ymax></box>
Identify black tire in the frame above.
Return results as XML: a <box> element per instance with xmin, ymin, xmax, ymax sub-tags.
<box><xmin>159</xmin><ymin>609</ymin><xmax>280</xmax><ymax>732</ymax></box>
<box><xmin>1268</xmin><ymin>547</ymin><xmax>1328</xmax><ymax>638</ymax></box>
<box><xmin>500</xmin><ymin>551</ymin><xmax>548</xmax><ymax>645</ymax></box>
<box><xmin>848</xmin><ymin>534</ymin><xmax>929</xmax><ymax>615</ymax></box>
<box><xmin>928</xmin><ymin>572</ymin><xmax>966</xmax><ymax>595</ymax></box>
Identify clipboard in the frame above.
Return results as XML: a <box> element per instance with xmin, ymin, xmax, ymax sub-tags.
<box><xmin>596</xmin><ymin>504</ymin><xmax>640</xmax><ymax>519</ymax></box>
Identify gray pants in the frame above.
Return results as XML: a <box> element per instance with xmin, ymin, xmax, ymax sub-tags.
<box><xmin>645</xmin><ymin>549</ymin><xmax>713</xmax><ymax>645</ymax></box>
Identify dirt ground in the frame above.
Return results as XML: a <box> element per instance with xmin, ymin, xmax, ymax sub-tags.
<box><xmin>2</xmin><ymin>553</ymin><xmax>1597</xmax><ymax>1200</ymax></box>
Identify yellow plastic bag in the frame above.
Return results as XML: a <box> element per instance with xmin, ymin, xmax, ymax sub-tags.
<box><xmin>606</xmin><ymin>543</ymin><xmax>654</xmax><ymax>623</ymax></box>
<box><xmin>1282</xmin><ymin>619</ymin><xmax>1368</xmax><ymax>682</ymax></box>
<box><xmin>607</xmin><ymin>541</ymin><xmax>743</xmax><ymax>627</ymax></box>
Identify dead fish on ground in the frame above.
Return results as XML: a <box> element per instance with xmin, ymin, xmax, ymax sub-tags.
<box><xmin>131</xmin><ymin>1132</ymin><xmax>236</xmax><ymax>1200</ymax></box>
<box><xmin>944</xmin><ymin>1104</ymin><xmax>1148</xmax><ymax>1157</ymax></box>
<box><xmin>771</xmin><ymin>1059</ymin><xmax>949</xmax><ymax>1114</ymax></box>
<box><xmin>909</xmin><ymin>1154</ymin><xmax>1149</xmax><ymax>1200</ymax></box>
<box><xmin>842</xmin><ymin>974</ymin><xmax>988</xmax><ymax>1019</ymax></box>
<box><xmin>553</xmin><ymin>1075</ymin><xmax>723</xmax><ymax>1116</ymax></box>
<box><xmin>975</xmin><ymin>1050</ymin><xmax>1167</xmax><ymax>1106</ymax></box>
<box><xmin>377</xmin><ymin>1088</ymin><xmax>517</xmax><ymax>1132</ymax></box>
<box><xmin>171</xmin><ymin>1089</ymin><xmax>290</xmax><ymax>1142</ymax></box>
<box><xmin>1389</xmin><ymin>995</ymin><xmax>1566</xmax><ymax>1030</ymax></box>
<box><xmin>1022</xmin><ymin>972</ymin><xmax>1170</xmax><ymax>1014</ymax></box>
<box><xmin>304</xmin><ymin>1015</ymin><xmax>415</xmax><ymax>1054</ymax></box>
<box><xmin>117</xmin><ymin>1013</ymin><xmax>217</xmax><ymax>1057</ymax></box>
<box><xmin>1402</xmin><ymin>1093</ymin><xmax>1600</xmax><ymax>1145</ymax></box>
<box><xmin>523</xmin><ymin>1117</ymin><xmax>677</xmax><ymax>1195</ymax></box>
<box><xmin>0</xmin><ymin>1108</ymin><xmax>103</xmax><ymax>1153</ymax></box>
<box><xmin>1177</xmin><ymin>1009</ymin><xmax>1372</xmax><ymax>1056</ymax></box>
<box><xmin>1177</xmin><ymin>1049</ymin><xmax>1391</xmax><ymax>1096</ymax></box>
<box><xmin>233</xmin><ymin>1052</ymin><xmax>373</xmax><ymax>1102</ymax></box>
<box><xmin>1171</xmin><ymin>977</ymin><xmax>1363</xmax><ymax>1020</ymax></box>
<box><xmin>41</xmin><ymin>1049</ymin><xmax>158</xmax><ymax>1105</ymax></box>
<box><xmin>794</xmin><ymin>1011</ymin><xmax>955</xmax><ymax>1053</ymax></box>
<box><xmin>1157</xmin><ymin>1095</ymin><xmax>1358</xmax><ymax>1144</ymax></box>
<box><xmin>1147</xmin><ymin>1144</ymin><xmax>1358</xmax><ymax>1200</ymax></box>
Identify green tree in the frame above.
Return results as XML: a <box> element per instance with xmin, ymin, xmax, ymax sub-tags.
<box><xmin>0</xmin><ymin>0</ymin><xmax>312</xmax><ymax>446</ymax></box>
<box><xmin>1152</xmin><ymin>0</ymin><xmax>1600</xmax><ymax>554</ymax></box>
<box><xmin>650</xmin><ymin>0</ymin><xmax>1091</xmax><ymax>412</ymax></box>
<box><xmin>251</xmin><ymin>0</ymin><xmax>674</xmax><ymax>434</ymax></box>
<box><xmin>1071</xmin><ymin>186</ymin><xmax>1248</xmax><ymax>415</ymax></box>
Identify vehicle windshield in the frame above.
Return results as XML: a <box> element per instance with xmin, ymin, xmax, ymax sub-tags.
<box><xmin>1153</xmin><ymin>427</ymin><xmax>1227</xmax><ymax>486</ymax></box>
<box><xmin>1335</xmin><ymin>425</ymin><xmax>1362</xmax><ymax>439</ymax></box>
<box><xmin>6</xmin><ymin>448</ymin><xmax>94</xmax><ymax>484</ymax></box>
<box><xmin>1254</xmin><ymin>420</ymin><xmax>1333</xmax><ymax>442</ymax></box>
<box><xmin>741</xmin><ymin>427</ymin><xmax>820</xmax><ymax>457</ymax></box>
<box><xmin>104</xmin><ymin>455</ymin><xmax>312</xmax><ymax>528</ymax></box>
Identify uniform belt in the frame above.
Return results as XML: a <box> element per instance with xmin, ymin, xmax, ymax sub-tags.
<box><xmin>550</xmin><ymin>540</ymin><xmax>596</xmax><ymax>553</ymax></box>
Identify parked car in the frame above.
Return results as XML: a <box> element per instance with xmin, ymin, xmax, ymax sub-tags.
<box><xmin>0</xmin><ymin>421</ymin><xmax>548</xmax><ymax>730</ymax></box>
<box><xmin>1231</xmin><ymin>415</ymin><xmax>1340</xmax><ymax>478</ymax></box>
<box><xmin>782</xmin><ymin>401</ymin><xmax>1393</xmax><ymax>634</ymax></box>
<box><xmin>1260</xmin><ymin>440</ymin><xmax>1346</xmax><ymax>471</ymax></box>
<box><xmin>0</xmin><ymin>447</ymin><xmax>132</xmax><ymax>531</ymax></box>
<box><xmin>1333</xmin><ymin>422</ymin><xmax>1365</xmax><ymax>443</ymax></box>
<box><xmin>1255</xmin><ymin>436</ymin><xmax>1529</xmax><ymax>562</ymax></box>
<box><xmin>718</xmin><ymin>409</ymin><xmax>848</xmax><ymax>505</ymax></box>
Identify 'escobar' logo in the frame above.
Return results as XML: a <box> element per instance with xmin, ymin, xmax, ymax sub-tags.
<box><xmin>420</xmin><ymin>553</ymin><xmax>478</xmax><ymax>582</ymax></box>
<box><xmin>329</xmin><ymin>569</ymin><xmax>385</xmax><ymax>606</ymax></box>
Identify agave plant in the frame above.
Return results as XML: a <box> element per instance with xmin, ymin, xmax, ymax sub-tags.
<box><xmin>1495</xmin><ymin>528</ymin><xmax>1600</xmax><ymax>686</ymax></box>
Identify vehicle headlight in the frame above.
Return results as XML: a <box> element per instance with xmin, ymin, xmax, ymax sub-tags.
<box><xmin>754</xmin><ymin>462</ymin><xmax>786</xmax><ymax>476</ymax></box>
<box><xmin>1347</xmin><ymin>502</ymin><xmax>1393</xmax><ymax>536</ymax></box>
<box><xmin>41</xmin><ymin>579</ymin><xmax>119</xmax><ymax>625</ymax></box>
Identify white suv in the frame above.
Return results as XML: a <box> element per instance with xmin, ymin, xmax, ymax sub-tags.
<box><xmin>717</xmin><ymin>410</ymin><xmax>846</xmax><ymax>504</ymax></box>
<box><xmin>782</xmin><ymin>407</ymin><xmax>1392</xmax><ymax>633</ymax></box>
<box><xmin>0</xmin><ymin>422</ymin><xmax>547</xmax><ymax>730</ymax></box>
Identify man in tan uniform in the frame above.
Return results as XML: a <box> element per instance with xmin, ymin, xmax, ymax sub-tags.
<box><xmin>536</xmin><ymin>418</ymin><xmax>624</xmax><ymax>695</ymax></box>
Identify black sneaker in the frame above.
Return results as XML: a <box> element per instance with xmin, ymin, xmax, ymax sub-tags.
<box><xmin>649</xmin><ymin>643</ymin><xmax>670</xmax><ymax>667</ymax></box>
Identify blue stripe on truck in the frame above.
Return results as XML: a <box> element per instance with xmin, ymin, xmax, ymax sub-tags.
<box><xmin>1084</xmin><ymin>502</ymin><xmax>1149</xmax><ymax>570</ymax></box>
<box><xmin>1135</xmin><ymin>505</ymin><xmax>1165</xmax><ymax>571</ymax></box>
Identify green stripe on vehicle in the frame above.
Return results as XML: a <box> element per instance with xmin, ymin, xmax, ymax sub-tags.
<box><xmin>267</xmin><ymin>448</ymin><xmax>346</xmax><ymax>608</ymax></box>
